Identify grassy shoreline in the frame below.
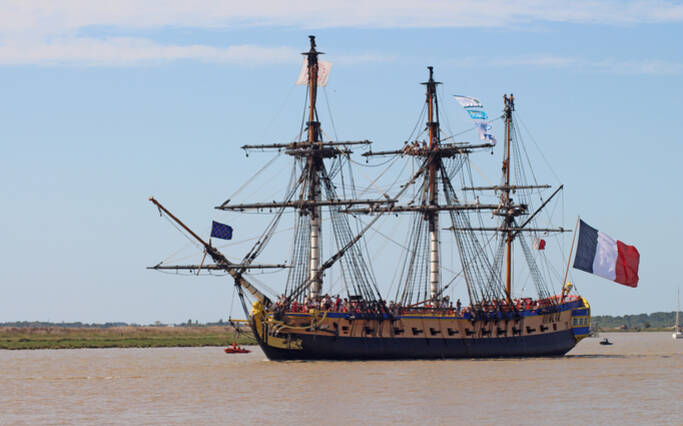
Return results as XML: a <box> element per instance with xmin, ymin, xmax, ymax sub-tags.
<box><xmin>2</xmin><ymin>325</ymin><xmax>676</xmax><ymax>350</ymax></box>
<box><xmin>0</xmin><ymin>326</ymin><xmax>256</xmax><ymax>350</ymax></box>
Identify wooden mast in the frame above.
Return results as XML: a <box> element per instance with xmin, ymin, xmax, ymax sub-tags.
<box><xmin>305</xmin><ymin>35</ymin><xmax>323</xmax><ymax>299</ymax></box>
<box><xmin>503</xmin><ymin>94</ymin><xmax>515</xmax><ymax>302</ymax></box>
<box><xmin>424</xmin><ymin>66</ymin><xmax>441</xmax><ymax>300</ymax></box>
<box><xmin>307</xmin><ymin>35</ymin><xmax>320</xmax><ymax>144</ymax></box>
<box><xmin>211</xmin><ymin>36</ymin><xmax>392</xmax><ymax>303</ymax></box>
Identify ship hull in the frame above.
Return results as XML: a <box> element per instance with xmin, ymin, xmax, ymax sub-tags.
<box><xmin>257</xmin><ymin>329</ymin><xmax>577</xmax><ymax>360</ymax></box>
<box><xmin>251</xmin><ymin>297</ymin><xmax>591</xmax><ymax>360</ymax></box>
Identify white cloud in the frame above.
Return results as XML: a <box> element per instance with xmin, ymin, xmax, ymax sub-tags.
<box><xmin>463</xmin><ymin>55</ymin><xmax>580</xmax><ymax>68</ymax></box>
<box><xmin>0</xmin><ymin>37</ymin><xmax>300</xmax><ymax>66</ymax></box>
<box><xmin>0</xmin><ymin>36</ymin><xmax>395</xmax><ymax>66</ymax></box>
<box><xmin>2</xmin><ymin>0</ymin><xmax>683</xmax><ymax>34</ymax></box>
<box><xmin>459</xmin><ymin>54</ymin><xmax>683</xmax><ymax>75</ymax></box>
<box><xmin>0</xmin><ymin>1</ymin><xmax>681</xmax><ymax>67</ymax></box>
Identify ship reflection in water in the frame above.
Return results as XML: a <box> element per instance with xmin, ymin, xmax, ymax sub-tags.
<box><xmin>1</xmin><ymin>333</ymin><xmax>680</xmax><ymax>424</ymax></box>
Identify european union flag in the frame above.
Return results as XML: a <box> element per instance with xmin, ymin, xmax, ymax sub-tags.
<box><xmin>210</xmin><ymin>221</ymin><xmax>233</xmax><ymax>240</ymax></box>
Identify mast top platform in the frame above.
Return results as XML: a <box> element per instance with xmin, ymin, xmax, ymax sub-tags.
<box><xmin>421</xmin><ymin>66</ymin><xmax>441</xmax><ymax>86</ymax></box>
<box><xmin>303</xmin><ymin>35</ymin><xmax>324</xmax><ymax>58</ymax></box>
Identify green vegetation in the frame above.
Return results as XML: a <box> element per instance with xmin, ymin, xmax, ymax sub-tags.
<box><xmin>592</xmin><ymin>312</ymin><xmax>678</xmax><ymax>332</ymax></box>
<box><xmin>0</xmin><ymin>326</ymin><xmax>256</xmax><ymax>350</ymax></box>
<box><xmin>2</xmin><ymin>311</ymin><xmax>678</xmax><ymax>349</ymax></box>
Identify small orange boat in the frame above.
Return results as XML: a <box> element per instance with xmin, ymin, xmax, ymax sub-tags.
<box><xmin>224</xmin><ymin>342</ymin><xmax>250</xmax><ymax>354</ymax></box>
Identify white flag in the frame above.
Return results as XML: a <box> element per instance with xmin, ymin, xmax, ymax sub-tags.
<box><xmin>453</xmin><ymin>95</ymin><xmax>482</xmax><ymax>109</ymax></box>
<box><xmin>296</xmin><ymin>58</ymin><xmax>333</xmax><ymax>87</ymax></box>
<box><xmin>475</xmin><ymin>120</ymin><xmax>497</xmax><ymax>145</ymax></box>
<box><xmin>475</xmin><ymin>120</ymin><xmax>491</xmax><ymax>136</ymax></box>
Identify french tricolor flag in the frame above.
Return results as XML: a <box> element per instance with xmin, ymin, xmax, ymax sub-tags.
<box><xmin>573</xmin><ymin>220</ymin><xmax>640</xmax><ymax>287</ymax></box>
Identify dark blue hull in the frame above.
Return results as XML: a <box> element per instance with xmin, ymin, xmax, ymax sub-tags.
<box><xmin>256</xmin><ymin>329</ymin><xmax>577</xmax><ymax>360</ymax></box>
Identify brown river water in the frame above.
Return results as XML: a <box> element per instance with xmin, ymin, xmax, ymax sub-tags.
<box><xmin>1</xmin><ymin>333</ymin><xmax>681</xmax><ymax>425</ymax></box>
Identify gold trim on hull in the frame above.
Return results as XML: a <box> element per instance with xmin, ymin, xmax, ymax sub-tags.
<box><xmin>252</xmin><ymin>298</ymin><xmax>589</xmax><ymax>357</ymax></box>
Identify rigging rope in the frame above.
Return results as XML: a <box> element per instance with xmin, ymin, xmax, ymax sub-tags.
<box><xmin>220</xmin><ymin>152</ymin><xmax>282</xmax><ymax>206</ymax></box>
<box><xmin>440</xmin><ymin>116</ymin><xmax>503</xmax><ymax>143</ymax></box>
<box><xmin>407</xmin><ymin>101</ymin><xmax>427</xmax><ymax>142</ymax></box>
<box><xmin>354</xmin><ymin>160</ymin><xmax>397</xmax><ymax>200</ymax></box>
<box><xmin>240</xmin><ymin>168</ymin><xmax>307</xmax><ymax>267</ymax></box>
<box><xmin>296</xmin><ymin>84</ymin><xmax>310</xmax><ymax>141</ymax></box>
<box><xmin>516</xmin><ymin>112</ymin><xmax>563</xmax><ymax>184</ymax></box>
<box><xmin>256</xmin><ymin>84</ymin><xmax>297</xmax><ymax>142</ymax></box>
<box><xmin>322</xmin><ymin>87</ymin><xmax>339</xmax><ymax>141</ymax></box>
<box><xmin>350</xmin><ymin>155</ymin><xmax>396</xmax><ymax>168</ymax></box>
<box><xmin>160</xmin><ymin>211</ymin><xmax>203</xmax><ymax>249</ymax></box>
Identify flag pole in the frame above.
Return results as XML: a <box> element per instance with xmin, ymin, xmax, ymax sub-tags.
<box><xmin>561</xmin><ymin>216</ymin><xmax>581</xmax><ymax>300</ymax></box>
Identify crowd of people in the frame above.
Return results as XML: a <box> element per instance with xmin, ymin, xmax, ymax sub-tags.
<box><xmin>401</xmin><ymin>141</ymin><xmax>429</xmax><ymax>155</ymax></box>
<box><xmin>274</xmin><ymin>293</ymin><xmax>579</xmax><ymax>316</ymax></box>
<box><xmin>275</xmin><ymin>294</ymin><xmax>396</xmax><ymax>315</ymax></box>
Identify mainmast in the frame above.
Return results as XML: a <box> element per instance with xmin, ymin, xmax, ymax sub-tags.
<box><xmin>359</xmin><ymin>67</ymin><xmax>497</xmax><ymax>306</ymax></box>
<box><xmin>424</xmin><ymin>67</ymin><xmax>441</xmax><ymax>300</ymax></box>
<box><xmin>503</xmin><ymin>94</ymin><xmax>515</xmax><ymax>302</ymax></box>
<box><xmin>305</xmin><ymin>35</ymin><xmax>323</xmax><ymax>299</ymax></box>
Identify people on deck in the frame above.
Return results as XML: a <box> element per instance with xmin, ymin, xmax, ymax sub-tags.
<box><xmin>271</xmin><ymin>292</ymin><xmax>576</xmax><ymax>315</ymax></box>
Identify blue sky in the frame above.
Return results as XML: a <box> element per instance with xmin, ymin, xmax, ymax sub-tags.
<box><xmin>1</xmin><ymin>1</ymin><xmax>682</xmax><ymax>323</ymax></box>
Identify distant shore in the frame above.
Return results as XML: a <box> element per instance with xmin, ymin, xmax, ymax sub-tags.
<box><xmin>1</xmin><ymin>324</ymin><xmax>677</xmax><ymax>350</ymax></box>
<box><xmin>0</xmin><ymin>326</ymin><xmax>256</xmax><ymax>350</ymax></box>
<box><xmin>592</xmin><ymin>327</ymin><xmax>672</xmax><ymax>333</ymax></box>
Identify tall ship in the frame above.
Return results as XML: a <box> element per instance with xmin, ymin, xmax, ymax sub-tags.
<box><xmin>149</xmin><ymin>36</ymin><xmax>591</xmax><ymax>359</ymax></box>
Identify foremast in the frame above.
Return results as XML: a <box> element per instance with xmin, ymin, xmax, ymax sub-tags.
<box><xmin>305</xmin><ymin>35</ymin><xmax>323</xmax><ymax>299</ymax></box>
<box><xmin>425</xmin><ymin>67</ymin><xmax>441</xmax><ymax>299</ymax></box>
<box><xmin>216</xmin><ymin>36</ymin><xmax>392</xmax><ymax>305</ymax></box>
